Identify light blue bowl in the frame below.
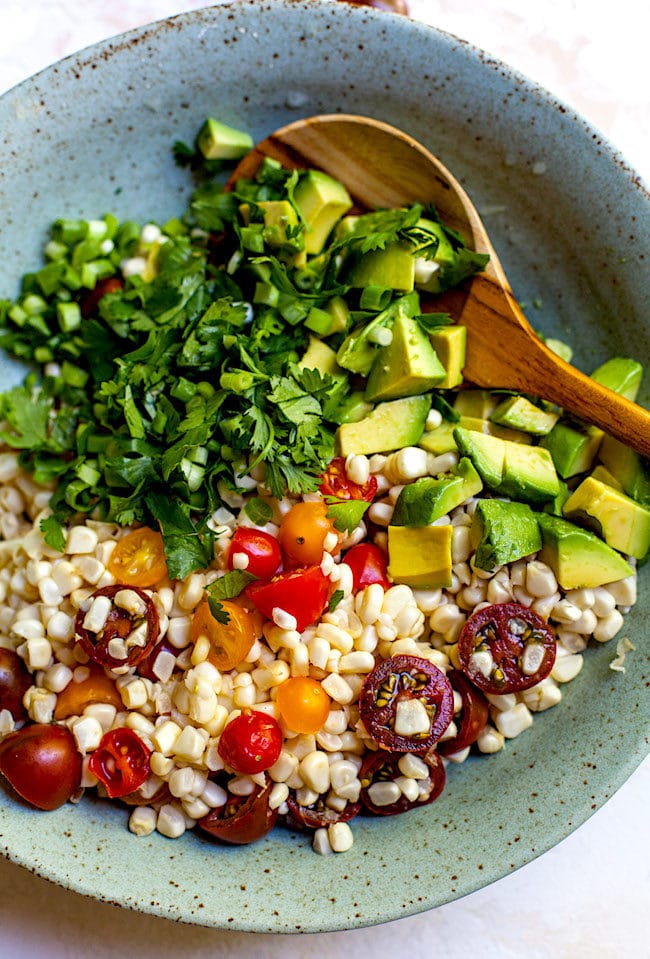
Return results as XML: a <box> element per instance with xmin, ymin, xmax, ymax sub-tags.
<box><xmin>0</xmin><ymin>0</ymin><xmax>648</xmax><ymax>933</ymax></box>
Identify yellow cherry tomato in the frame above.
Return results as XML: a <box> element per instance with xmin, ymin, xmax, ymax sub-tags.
<box><xmin>276</xmin><ymin>676</ymin><xmax>331</xmax><ymax>733</ymax></box>
<box><xmin>107</xmin><ymin>527</ymin><xmax>168</xmax><ymax>588</ymax></box>
<box><xmin>190</xmin><ymin>599</ymin><xmax>256</xmax><ymax>672</ymax></box>
<box><xmin>278</xmin><ymin>501</ymin><xmax>335</xmax><ymax>567</ymax></box>
<box><xmin>53</xmin><ymin>665</ymin><xmax>122</xmax><ymax>720</ymax></box>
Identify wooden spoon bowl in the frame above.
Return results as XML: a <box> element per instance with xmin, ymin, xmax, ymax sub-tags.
<box><xmin>229</xmin><ymin>114</ymin><xmax>650</xmax><ymax>457</ymax></box>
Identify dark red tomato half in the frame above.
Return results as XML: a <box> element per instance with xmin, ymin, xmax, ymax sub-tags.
<box><xmin>74</xmin><ymin>584</ymin><xmax>160</xmax><ymax>670</ymax></box>
<box><xmin>199</xmin><ymin>774</ymin><xmax>278</xmax><ymax>845</ymax></box>
<box><xmin>343</xmin><ymin>543</ymin><xmax>391</xmax><ymax>591</ymax></box>
<box><xmin>286</xmin><ymin>792</ymin><xmax>361</xmax><ymax>830</ymax></box>
<box><xmin>246</xmin><ymin>565</ymin><xmax>330</xmax><ymax>632</ymax></box>
<box><xmin>88</xmin><ymin>727</ymin><xmax>152</xmax><ymax>799</ymax></box>
<box><xmin>217</xmin><ymin>711</ymin><xmax>283</xmax><ymax>775</ymax></box>
<box><xmin>437</xmin><ymin>669</ymin><xmax>489</xmax><ymax>757</ymax></box>
<box><xmin>320</xmin><ymin>457</ymin><xmax>378</xmax><ymax>503</ymax></box>
<box><xmin>136</xmin><ymin>637</ymin><xmax>179</xmax><ymax>683</ymax></box>
<box><xmin>0</xmin><ymin>723</ymin><xmax>82</xmax><ymax>810</ymax></box>
<box><xmin>359</xmin><ymin>749</ymin><xmax>445</xmax><ymax>816</ymax></box>
<box><xmin>0</xmin><ymin>647</ymin><xmax>32</xmax><ymax>720</ymax></box>
<box><xmin>79</xmin><ymin>276</ymin><xmax>124</xmax><ymax>319</ymax></box>
<box><xmin>227</xmin><ymin>526</ymin><xmax>282</xmax><ymax>580</ymax></box>
<box><xmin>458</xmin><ymin>602</ymin><xmax>556</xmax><ymax>695</ymax></box>
<box><xmin>359</xmin><ymin>655</ymin><xmax>454</xmax><ymax>753</ymax></box>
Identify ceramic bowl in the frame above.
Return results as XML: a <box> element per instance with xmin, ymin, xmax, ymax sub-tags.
<box><xmin>0</xmin><ymin>0</ymin><xmax>648</xmax><ymax>934</ymax></box>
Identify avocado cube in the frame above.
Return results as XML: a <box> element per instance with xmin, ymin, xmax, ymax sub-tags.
<box><xmin>539</xmin><ymin>422</ymin><xmax>602</xmax><ymax>478</ymax></box>
<box><xmin>453</xmin><ymin>389</ymin><xmax>498</xmax><ymax>419</ymax></box>
<box><xmin>197</xmin><ymin>118</ymin><xmax>253</xmax><ymax>160</ymax></box>
<box><xmin>471</xmin><ymin>499</ymin><xmax>542</xmax><ymax>571</ymax></box>
<box><xmin>501</xmin><ymin>442</ymin><xmax>560</xmax><ymax>504</ymax></box>
<box><xmin>453</xmin><ymin>427</ymin><xmax>505</xmax><ymax>490</ymax></box>
<box><xmin>590</xmin><ymin>357</ymin><xmax>643</xmax><ymax>401</ymax></box>
<box><xmin>293</xmin><ymin>170</ymin><xmax>353</xmax><ymax>255</ymax></box>
<box><xmin>387</xmin><ymin>524</ymin><xmax>453</xmax><ymax>588</ymax></box>
<box><xmin>347</xmin><ymin>241</ymin><xmax>415</xmax><ymax>293</ymax></box>
<box><xmin>365</xmin><ymin>310</ymin><xmax>446</xmax><ymax>402</ymax></box>
<box><xmin>298</xmin><ymin>336</ymin><xmax>340</xmax><ymax>376</ymax></box>
<box><xmin>589</xmin><ymin>464</ymin><xmax>624</xmax><ymax>492</ymax></box>
<box><xmin>257</xmin><ymin>200</ymin><xmax>303</xmax><ymax>252</ymax></box>
<box><xmin>391</xmin><ymin>458</ymin><xmax>483</xmax><ymax>526</ymax></box>
<box><xmin>537</xmin><ymin>513</ymin><xmax>633</xmax><ymax>589</ymax></box>
<box><xmin>598</xmin><ymin>433</ymin><xmax>650</xmax><ymax>506</ymax></box>
<box><xmin>329</xmin><ymin>390</ymin><xmax>374</xmax><ymax>426</ymax></box>
<box><xmin>418</xmin><ymin>420</ymin><xmax>458</xmax><ymax>455</ymax></box>
<box><xmin>428</xmin><ymin>325</ymin><xmax>466</xmax><ymax>389</ymax></box>
<box><xmin>544</xmin><ymin>337</ymin><xmax>573</xmax><ymax>363</ymax></box>
<box><xmin>563</xmin><ymin>475</ymin><xmax>650</xmax><ymax>559</ymax></box>
<box><xmin>337</xmin><ymin>395</ymin><xmax>431</xmax><ymax>456</ymax></box>
<box><xmin>458</xmin><ymin>415</ymin><xmax>533</xmax><ymax>445</ymax></box>
<box><xmin>490</xmin><ymin>395</ymin><xmax>559</xmax><ymax>436</ymax></box>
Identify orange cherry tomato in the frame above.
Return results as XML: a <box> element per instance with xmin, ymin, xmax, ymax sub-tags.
<box><xmin>53</xmin><ymin>665</ymin><xmax>122</xmax><ymax>720</ymax></box>
<box><xmin>276</xmin><ymin>676</ymin><xmax>331</xmax><ymax>734</ymax></box>
<box><xmin>107</xmin><ymin>527</ymin><xmax>168</xmax><ymax>588</ymax></box>
<box><xmin>190</xmin><ymin>599</ymin><xmax>256</xmax><ymax>672</ymax></box>
<box><xmin>278</xmin><ymin>501</ymin><xmax>335</xmax><ymax>567</ymax></box>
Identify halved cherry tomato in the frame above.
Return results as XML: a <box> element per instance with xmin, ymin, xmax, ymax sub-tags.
<box><xmin>437</xmin><ymin>669</ymin><xmax>489</xmax><ymax>757</ymax></box>
<box><xmin>199</xmin><ymin>774</ymin><xmax>278</xmax><ymax>845</ymax></box>
<box><xmin>359</xmin><ymin>749</ymin><xmax>446</xmax><ymax>816</ymax></box>
<box><xmin>286</xmin><ymin>792</ymin><xmax>361</xmax><ymax>829</ymax></box>
<box><xmin>246</xmin><ymin>565</ymin><xmax>330</xmax><ymax>632</ymax></box>
<box><xmin>0</xmin><ymin>723</ymin><xmax>82</xmax><ymax>810</ymax></box>
<box><xmin>343</xmin><ymin>543</ymin><xmax>391</xmax><ymax>591</ymax></box>
<box><xmin>79</xmin><ymin>275</ymin><xmax>124</xmax><ymax>319</ymax></box>
<box><xmin>227</xmin><ymin>526</ymin><xmax>282</xmax><ymax>579</ymax></box>
<box><xmin>359</xmin><ymin>654</ymin><xmax>454</xmax><ymax>753</ymax></box>
<box><xmin>53</xmin><ymin>664</ymin><xmax>122</xmax><ymax>720</ymax></box>
<box><xmin>74</xmin><ymin>584</ymin><xmax>160</xmax><ymax>670</ymax></box>
<box><xmin>458</xmin><ymin>602</ymin><xmax>556</xmax><ymax>694</ymax></box>
<box><xmin>217</xmin><ymin>711</ymin><xmax>283</xmax><ymax>774</ymax></box>
<box><xmin>106</xmin><ymin>528</ymin><xmax>168</xmax><ymax>588</ymax></box>
<box><xmin>276</xmin><ymin>676</ymin><xmax>331</xmax><ymax>734</ymax></box>
<box><xmin>278</xmin><ymin>501</ymin><xmax>336</xmax><ymax>567</ymax></box>
<box><xmin>190</xmin><ymin>599</ymin><xmax>256</xmax><ymax>671</ymax></box>
<box><xmin>320</xmin><ymin>457</ymin><xmax>378</xmax><ymax>502</ymax></box>
<box><xmin>0</xmin><ymin>647</ymin><xmax>32</xmax><ymax>721</ymax></box>
<box><xmin>88</xmin><ymin>727</ymin><xmax>151</xmax><ymax>799</ymax></box>
<box><xmin>136</xmin><ymin>637</ymin><xmax>179</xmax><ymax>683</ymax></box>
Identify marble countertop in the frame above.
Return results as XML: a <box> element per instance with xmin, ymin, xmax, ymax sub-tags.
<box><xmin>0</xmin><ymin>2</ymin><xmax>648</xmax><ymax>957</ymax></box>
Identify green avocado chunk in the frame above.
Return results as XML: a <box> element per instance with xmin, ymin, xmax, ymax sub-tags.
<box><xmin>471</xmin><ymin>499</ymin><xmax>542</xmax><ymax>571</ymax></box>
<box><xmin>453</xmin><ymin>389</ymin><xmax>498</xmax><ymax>419</ymax></box>
<box><xmin>590</xmin><ymin>357</ymin><xmax>643</xmax><ymax>401</ymax></box>
<box><xmin>418</xmin><ymin>415</ymin><xmax>533</xmax><ymax>455</ymax></box>
<box><xmin>347</xmin><ymin>240</ymin><xmax>415</xmax><ymax>292</ymax></box>
<box><xmin>387</xmin><ymin>524</ymin><xmax>453</xmax><ymax>588</ymax></box>
<box><xmin>293</xmin><ymin>170</ymin><xmax>353</xmax><ymax>255</ymax></box>
<box><xmin>391</xmin><ymin>457</ymin><xmax>483</xmax><ymax>526</ymax></box>
<box><xmin>428</xmin><ymin>325</ymin><xmax>466</xmax><ymax>389</ymax></box>
<box><xmin>562</xmin><ymin>475</ymin><xmax>650</xmax><ymax>559</ymax></box>
<box><xmin>196</xmin><ymin>118</ymin><xmax>254</xmax><ymax>159</ymax></box>
<box><xmin>453</xmin><ymin>427</ymin><xmax>560</xmax><ymax>504</ymax></box>
<box><xmin>537</xmin><ymin>513</ymin><xmax>633</xmax><ymax>589</ymax></box>
<box><xmin>337</xmin><ymin>394</ymin><xmax>431</xmax><ymax>456</ymax></box>
<box><xmin>597</xmin><ymin>434</ymin><xmax>650</xmax><ymax>507</ymax></box>
<box><xmin>365</xmin><ymin>309</ymin><xmax>446</xmax><ymax>402</ymax></box>
<box><xmin>490</xmin><ymin>395</ymin><xmax>559</xmax><ymax>435</ymax></box>
<box><xmin>539</xmin><ymin>421</ymin><xmax>602</xmax><ymax>478</ymax></box>
<box><xmin>256</xmin><ymin>200</ymin><xmax>303</xmax><ymax>252</ymax></box>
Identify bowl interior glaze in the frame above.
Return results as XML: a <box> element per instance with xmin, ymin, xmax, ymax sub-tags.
<box><xmin>0</xmin><ymin>0</ymin><xmax>648</xmax><ymax>933</ymax></box>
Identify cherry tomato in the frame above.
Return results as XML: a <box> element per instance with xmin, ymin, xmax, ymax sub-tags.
<box><xmin>88</xmin><ymin>727</ymin><xmax>151</xmax><ymax>799</ymax></box>
<box><xmin>359</xmin><ymin>654</ymin><xmax>454</xmax><ymax>753</ymax></box>
<box><xmin>79</xmin><ymin>275</ymin><xmax>124</xmax><ymax>319</ymax></box>
<box><xmin>227</xmin><ymin>527</ymin><xmax>282</xmax><ymax>580</ymax></box>
<box><xmin>136</xmin><ymin>637</ymin><xmax>179</xmax><ymax>683</ymax></box>
<box><xmin>53</xmin><ymin>664</ymin><xmax>122</xmax><ymax>720</ymax></box>
<box><xmin>106</xmin><ymin>528</ymin><xmax>168</xmax><ymax>588</ymax></box>
<box><xmin>199</xmin><ymin>774</ymin><xmax>278</xmax><ymax>844</ymax></box>
<box><xmin>190</xmin><ymin>599</ymin><xmax>256</xmax><ymax>671</ymax></box>
<box><xmin>0</xmin><ymin>723</ymin><xmax>82</xmax><ymax>810</ymax></box>
<box><xmin>0</xmin><ymin>647</ymin><xmax>32</xmax><ymax>721</ymax></box>
<box><xmin>437</xmin><ymin>669</ymin><xmax>489</xmax><ymax>757</ymax></box>
<box><xmin>279</xmin><ymin>501</ymin><xmax>335</xmax><ymax>567</ymax></box>
<box><xmin>276</xmin><ymin>676</ymin><xmax>331</xmax><ymax>734</ymax></box>
<box><xmin>218</xmin><ymin>711</ymin><xmax>283</xmax><ymax>774</ymax></box>
<box><xmin>458</xmin><ymin>602</ymin><xmax>556</xmax><ymax>694</ymax></box>
<box><xmin>359</xmin><ymin>749</ymin><xmax>445</xmax><ymax>816</ymax></box>
<box><xmin>74</xmin><ymin>584</ymin><xmax>160</xmax><ymax>670</ymax></box>
<box><xmin>343</xmin><ymin>543</ymin><xmax>391</xmax><ymax>591</ymax></box>
<box><xmin>320</xmin><ymin>457</ymin><xmax>378</xmax><ymax>502</ymax></box>
<box><xmin>286</xmin><ymin>791</ymin><xmax>361</xmax><ymax>829</ymax></box>
<box><xmin>246</xmin><ymin>565</ymin><xmax>330</xmax><ymax>632</ymax></box>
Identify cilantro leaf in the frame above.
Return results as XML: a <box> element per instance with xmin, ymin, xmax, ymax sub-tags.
<box><xmin>325</xmin><ymin>497</ymin><xmax>370</xmax><ymax>533</ymax></box>
<box><xmin>244</xmin><ymin>497</ymin><xmax>274</xmax><ymax>525</ymax></box>
<box><xmin>204</xmin><ymin>570</ymin><xmax>259</xmax><ymax>622</ymax></box>
<box><xmin>145</xmin><ymin>492</ymin><xmax>214</xmax><ymax>580</ymax></box>
<box><xmin>329</xmin><ymin>589</ymin><xmax>345</xmax><ymax>612</ymax></box>
<box><xmin>0</xmin><ymin>386</ymin><xmax>52</xmax><ymax>449</ymax></box>
<box><xmin>40</xmin><ymin>514</ymin><xmax>66</xmax><ymax>553</ymax></box>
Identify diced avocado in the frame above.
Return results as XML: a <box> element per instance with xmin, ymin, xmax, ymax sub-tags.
<box><xmin>418</xmin><ymin>420</ymin><xmax>458</xmax><ymax>455</ymax></box>
<box><xmin>336</xmin><ymin>292</ymin><xmax>420</xmax><ymax>377</ymax></box>
<box><xmin>542</xmin><ymin>478</ymin><xmax>570</xmax><ymax>517</ymax></box>
<box><xmin>428</xmin><ymin>325</ymin><xmax>466</xmax><ymax>389</ymax></box>
<box><xmin>539</xmin><ymin>421</ymin><xmax>602</xmax><ymax>478</ymax></box>
<box><xmin>293</xmin><ymin>170</ymin><xmax>353</xmax><ymax>255</ymax></box>
<box><xmin>459</xmin><ymin>415</ymin><xmax>533</xmax><ymax>445</ymax></box>
<box><xmin>337</xmin><ymin>395</ymin><xmax>431</xmax><ymax>456</ymax></box>
<box><xmin>544</xmin><ymin>337</ymin><xmax>573</xmax><ymax>363</ymax></box>
<box><xmin>471</xmin><ymin>499</ymin><xmax>542</xmax><ymax>571</ymax></box>
<box><xmin>196</xmin><ymin>118</ymin><xmax>254</xmax><ymax>160</ymax></box>
<box><xmin>298</xmin><ymin>336</ymin><xmax>340</xmax><ymax>376</ymax></box>
<box><xmin>333</xmin><ymin>215</ymin><xmax>360</xmax><ymax>243</ymax></box>
<box><xmin>391</xmin><ymin>457</ymin><xmax>483</xmax><ymax>526</ymax></box>
<box><xmin>453</xmin><ymin>389</ymin><xmax>498</xmax><ymax>420</ymax></box>
<box><xmin>454</xmin><ymin>427</ymin><xmax>559</xmax><ymax>504</ymax></box>
<box><xmin>490</xmin><ymin>395</ymin><xmax>559</xmax><ymax>435</ymax></box>
<box><xmin>305</xmin><ymin>295</ymin><xmax>351</xmax><ymax>338</ymax></box>
<box><xmin>590</xmin><ymin>464</ymin><xmax>624</xmax><ymax>492</ymax></box>
<box><xmin>418</xmin><ymin>415</ymin><xmax>533</xmax><ymax>456</ymax></box>
<box><xmin>454</xmin><ymin>427</ymin><xmax>505</xmax><ymax>490</ymax></box>
<box><xmin>598</xmin><ymin>434</ymin><xmax>650</xmax><ymax>506</ymax></box>
<box><xmin>590</xmin><ymin>357</ymin><xmax>643</xmax><ymax>401</ymax></box>
<box><xmin>412</xmin><ymin>218</ymin><xmax>456</xmax><ymax>294</ymax></box>
<box><xmin>562</xmin><ymin>475</ymin><xmax>650</xmax><ymax>559</ymax></box>
<box><xmin>329</xmin><ymin>390</ymin><xmax>374</xmax><ymax>425</ymax></box>
<box><xmin>537</xmin><ymin>512</ymin><xmax>633</xmax><ymax>589</ymax></box>
<box><xmin>257</xmin><ymin>200</ymin><xmax>303</xmax><ymax>252</ymax></box>
<box><xmin>365</xmin><ymin>309</ymin><xmax>446</xmax><ymax>402</ymax></box>
<box><xmin>387</xmin><ymin>524</ymin><xmax>453</xmax><ymax>588</ymax></box>
<box><xmin>347</xmin><ymin>241</ymin><xmax>415</xmax><ymax>292</ymax></box>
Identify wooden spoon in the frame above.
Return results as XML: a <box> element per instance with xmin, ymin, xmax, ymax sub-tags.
<box><xmin>229</xmin><ymin>114</ymin><xmax>650</xmax><ymax>458</ymax></box>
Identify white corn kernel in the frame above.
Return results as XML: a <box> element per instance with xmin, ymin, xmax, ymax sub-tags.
<box><xmin>169</xmin><ymin>766</ymin><xmax>199</xmax><ymax>799</ymax></box>
<box><xmin>367</xmin><ymin>502</ymin><xmax>393</xmax><ymax>527</ymax></box>
<box><xmin>604</xmin><ymin>575</ymin><xmax>636</xmax><ymax>607</ymax></box>
<box><xmin>328</xmin><ymin>821</ymin><xmax>354</xmax><ymax>853</ymax></box>
<box><xmin>129</xmin><ymin>806</ymin><xmax>157</xmax><ymax>837</ymax></box>
<box><xmin>299</xmin><ymin>750</ymin><xmax>331</xmax><ymax>794</ymax></box>
<box><xmin>46</xmin><ymin>611</ymin><xmax>75</xmax><ymax>642</ymax></box>
<box><xmin>338</xmin><ymin>650</ymin><xmax>375</xmax><ymax>674</ymax></box>
<box><xmin>485</xmin><ymin>692</ymin><xmax>517</xmax><ymax>712</ymax></box>
<box><xmin>494</xmin><ymin>702</ymin><xmax>533</xmax><ymax>738</ymax></box>
<box><xmin>269</xmin><ymin>782</ymin><xmax>290</xmax><ymax>810</ymax></box>
<box><xmin>24</xmin><ymin>687</ymin><xmax>56</xmax><ymax>724</ymax></box>
<box><xmin>525</xmin><ymin>561</ymin><xmax>557</xmax><ymax>598</ymax></box>
<box><xmin>66</xmin><ymin>526</ymin><xmax>99</xmax><ymax>555</ymax></box>
<box><xmin>268</xmin><ymin>750</ymin><xmax>299</xmax><ymax>783</ymax></box>
<box><xmin>468</xmin><ymin>648</ymin><xmax>493</xmax><ymax>679</ymax></box>
<box><xmin>356</xmin><ymin>583</ymin><xmax>385</xmax><ymax>625</ymax></box>
<box><xmin>21</xmin><ymin>636</ymin><xmax>53</xmax><ymax>670</ymax></box>
<box><xmin>11</xmin><ymin>618</ymin><xmax>45</xmax><ymax>641</ymax></box>
<box><xmin>252</xmin><ymin>660</ymin><xmax>290</xmax><ymax>691</ymax></box>
<box><xmin>593</xmin><ymin>609</ymin><xmax>624</xmax><ymax>643</ymax></box>
<box><xmin>394</xmin><ymin>775</ymin><xmax>420</xmax><ymax>801</ymax></box>
<box><xmin>308</xmin><ymin>636</ymin><xmax>331</xmax><ymax>670</ymax></box>
<box><xmin>321</xmin><ymin>673</ymin><xmax>355</xmax><ymax>705</ymax></box>
<box><xmin>120</xmin><ymin>678</ymin><xmax>149</xmax><ymax>710</ymax></box>
<box><xmin>394</xmin><ymin>698</ymin><xmax>430</xmax><ymax>736</ymax></box>
<box><xmin>157</xmin><ymin>804</ymin><xmax>187</xmax><ymax>839</ymax></box>
<box><xmin>83</xmin><ymin>702</ymin><xmax>117</xmax><ymax>731</ymax></box>
<box><xmin>476</xmin><ymin>723</ymin><xmax>505</xmax><ymax>754</ymax></box>
<box><xmin>312</xmin><ymin>828</ymin><xmax>333</xmax><ymax>856</ymax></box>
<box><xmin>551</xmin><ymin>654</ymin><xmax>584</xmax><ymax>683</ymax></box>
<box><xmin>520</xmin><ymin>677</ymin><xmax>562</xmax><ymax>712</ymax></box>
<box><xmin>345</xmin><ymin>454</ymin><xmax>370</xmax><ymax>486</ymax></box>
<box><xmin>397</xmin><ymin>753</ymin><xmax>430</xmax><ymax>779</ymax></box>
<box><xmin>520</xmin><ymin>641</ymin><xmax>546</xmax><ymax>676</ymax></box>
<box><xmin>172</xmin><ymin>725</ymin><xmax>208</xmax><ymax>763</ymax></box>
<box><xmin>201</xmin><ymin>780</ymin><xmax>228</xmax><ymax>808</ymax></box>
<box><xmin>367</xmin><ymin>780</ymin><xmax>401</xmax><ymax>807</ymax></box>
<box><xmin>272</xmin><ymin>607</ymin><xmax>298</xmax><ymax>631</ymax></box>
<box><xmin>317</xmin><ymin>623</ymin><xmax>354</xmax><ymax>653</ymax></box>
<box><xmin>82</xmin><ymin>594</ymin><xmax>112</xmax><ymax>633</ymax></box>
<box><xmin>72</xmin><ymin>715</ymin><xmax>104</xmax><ymax>752</ymax></box>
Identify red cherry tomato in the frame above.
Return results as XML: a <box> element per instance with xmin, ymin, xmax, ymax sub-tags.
<box><xmin>278</xmin><ymin>501</ymin><xmax>335</xmax><ymax>567</ymax></box>
<box><xmin>74</xmin><ymin>584</ymin><xmax>160</xmax><ymax>670</ymax></box>
<box><xmin>320</xmin><ymin>457</ymin><xmax>378</xmax><ymax>502</ymax></box>
<box><xmin>0</xmin><ymin>648</ymin><xmax>32</xmax><ymax>721</ymax></box>
<box><xmin>88</xmin><ymin>727</ymin><xmax>152</xmax><ymax>799</ymax></box>
<box><xmin>0</xmin><ymin>723</ymin><xmax>82</xmax><ymax>810</ymax></box>
<box><xmin>286</xmin><ymin>791</ymin><xmax>361</xmax><ymax>829</ymax></box>
<box><xmin>458</xmin><ymin>602</ymin><xmax>556</xmax><ymax>695</ymax></box>
<box><xmin>359</xmin><ymin>749</ymin><xmax>445</xmax><ymax>816</ymax></box>
<box><xmin>199</xmin><ymin>774</ymin><xmax>278</xmax><ymax>844</ymax></box>
<box><xmin>227</xmin><ymin>526</ymin><xmax>281</xmax><ymax>579</ymax></box>
<box><xmin>358</xmin><ymin>654</ymin><xmax>455</xmax><ymax>753</ymax></box>
<box><xmin>343</xmin><ymin>543</ymin><xmax>391</xmax><ymax>591</ymax></box>
<box><xmin>246</xmin><ymin>565</ymin><xmax>330</xmax><ymax>632</ymax></box>
<box><xmin>79</xmin><ymin>276</ymin><xmax>125</xmax><ymax>319</ymax></box>
<box><xmin>217</xmin><ymin>711</ymin><xmax>283</xmax><ymax>775</ymax></box>
<box><xmin>437</xmin><ymin>669</ymin><xmax>489</xmax><ymax>757</ymax></box>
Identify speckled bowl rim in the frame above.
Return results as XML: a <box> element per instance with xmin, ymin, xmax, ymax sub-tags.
<box><xmin>0</xmin><ymin>0</ymin><xmax>648</xmax><ymax>934</ymax></box>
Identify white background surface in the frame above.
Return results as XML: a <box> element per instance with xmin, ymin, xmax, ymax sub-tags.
<box><xmin>0</xmin><ymin>1</ymin><xmax>648</xmax><ymax>956</ymax></box>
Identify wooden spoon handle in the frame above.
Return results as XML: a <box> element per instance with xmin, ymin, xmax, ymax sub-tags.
<box><xmin>461</xmin><ymin>273</ymin><xmax>650</xmax><ymax>458</ymax></box>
